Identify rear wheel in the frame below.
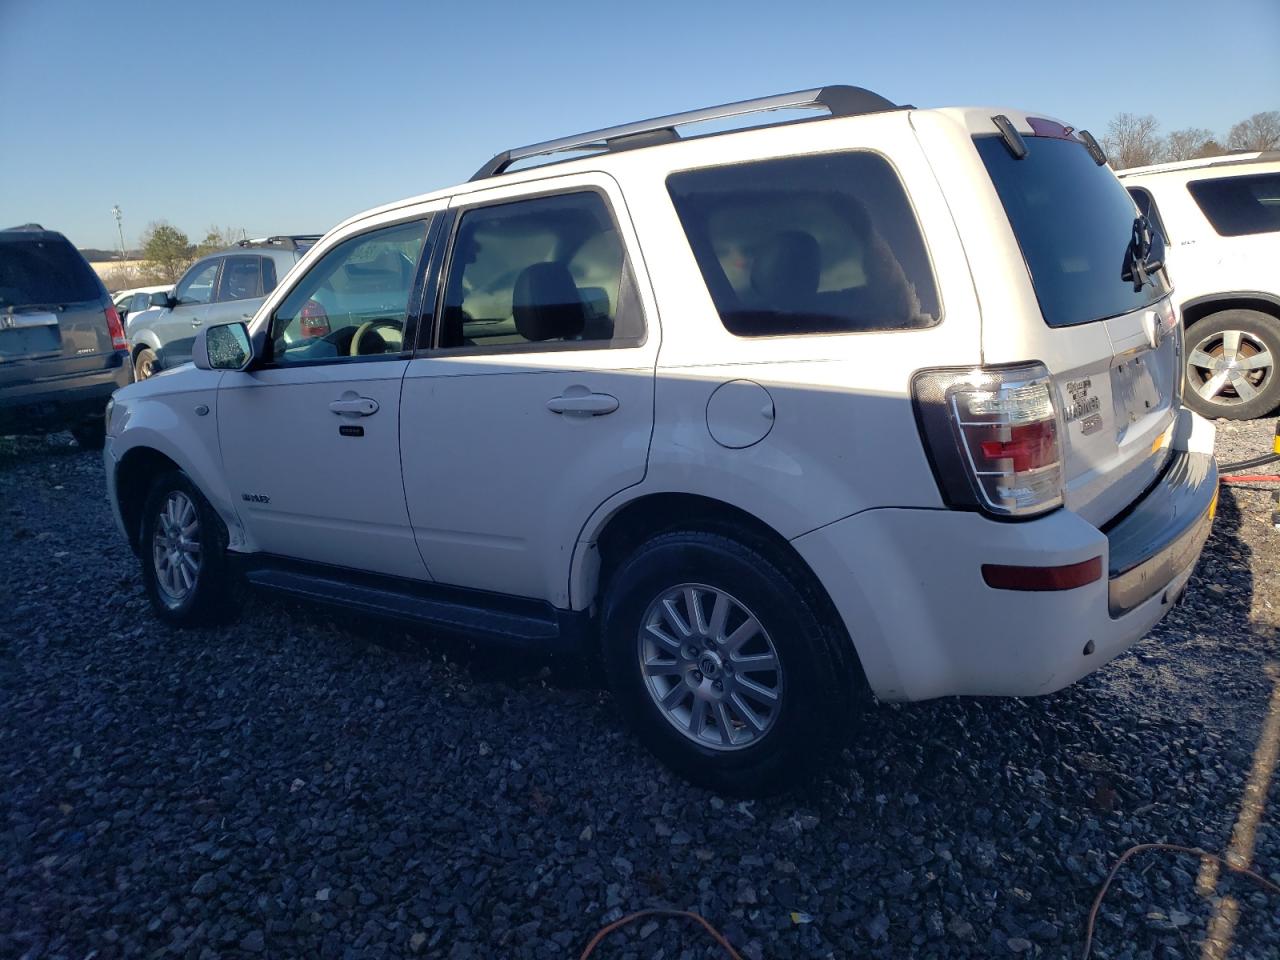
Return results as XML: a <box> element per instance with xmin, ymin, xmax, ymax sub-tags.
<box><xmin>1182</xmin><ymin>309</ymin><xmax>1280</xmax><ymax>420</ymax></box>
<box><xmin>139</xmin><ymin>471</ymin><xmax>233</xmax><ymax>626</ymax></box>
<box><xmin>133</xmin><ymin>347</ymin><xmax>158</xmax><ymax>381</ymax></box>
<box><xmin>601</xmin><ymin>530</ymin><xmax>862</xmax><ymax>795</ymax></box>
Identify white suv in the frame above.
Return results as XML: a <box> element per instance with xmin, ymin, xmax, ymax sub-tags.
<box><xmin>104</xmin><ymin>87</ymin><xmax>1218</xmax><ymax>794</ymax></box>
<box><xmin>1119</xmin><ymin>153</ymin><xmax>1280</xmax><ymax>419</ymax></box>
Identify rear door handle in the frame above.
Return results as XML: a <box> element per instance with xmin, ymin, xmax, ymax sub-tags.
<box><xmin>546</xmin><ymin>388</ymin><xmax>619</xmax><ymax>417</ymax></box>
<box><xmin>329</xmin><ymin>397</ymin><xmax>380</xmax><ymax>417</ymax></box>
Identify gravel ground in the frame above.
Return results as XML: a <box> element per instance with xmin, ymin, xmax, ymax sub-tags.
<box><xmin>1</xmin><ymin>418</ymin><xmax>1278</xmax><ymax>960</ymax></box>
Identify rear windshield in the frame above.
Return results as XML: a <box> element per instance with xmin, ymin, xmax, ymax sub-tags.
<box><xmin>975</xmin><ymin>135</ymin><xmax>1167</xmax><ymax>328</ymax></box>
<box><xmin>1186</xmin><ymin>172</ymin><xmax>1280</xmax><ymax>237</ymax></box>
<box><xmin>666</xmin><ymin>152</ymin><xmax>940</xmax><ymax>337</ymax></box>
<box><xmin>0</xmin><ymin>236</ymin><xmax>102</xmax><ymax>308</ymax></box>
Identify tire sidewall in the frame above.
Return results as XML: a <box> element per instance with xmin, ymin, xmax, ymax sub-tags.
<box><xmin>134</xmin><ymin>347</ymin><xmax>157</xmax><ymax>381</ymax></box>
<box><xmin>1183</xmin><ymin>309</ymin><xmax>1280</xmax><ymax>420</ymax></box>
<box><xmin>602</xmin><ymin>533</ymin><xmax>844</xmax><ymax>793</ymax></box>
<box><xmin>139</xmin><ymin>471</ymin><xmax>229</xmax><ymax>626</ymax></box>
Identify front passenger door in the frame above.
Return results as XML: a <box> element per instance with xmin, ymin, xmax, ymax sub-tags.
<box><xmin>217</xmin><ymin>215</ymin><xmax>438</xmax><ymax>579</ymax></box>
<box><xmin>156</xmin><ymin>257</ymin><xmax>221</xmax><ymax>368</ymax></box>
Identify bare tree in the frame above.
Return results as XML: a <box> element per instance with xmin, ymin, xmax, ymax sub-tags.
<box><xmin>195</xmin><ymin>225</ymin><xmax>247</xmax><ymax>257</ymax></box>
<box><xmin>1103</xmin><ymin>113</ymin><xmax>1163</xmax><ymax>169</ymax></box>
<box><xmin>1227</xmin><ymin>111</ymin><xmax>1280</xmax><ymax>152</ymax></box>
<box><xmin>1163</xmin><ymin>127</ymin><xmax>1218</xmax><ymax>162</ymax></box>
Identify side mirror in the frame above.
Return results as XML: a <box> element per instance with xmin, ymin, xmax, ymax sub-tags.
<box><xmin>194</xmin><ymin>322</ymin><xmax>254</xmax><ymax>371</ymax></box>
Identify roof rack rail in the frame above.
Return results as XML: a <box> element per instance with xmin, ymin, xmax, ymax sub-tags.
<box><xmin>235</xmin><ymin>234</ymin><xmax>323</xmax><ymax>251</ymax></box>
<box><xmin>471</xmin><ymin>84</ymin><xmax>903</xmax><ymax>181</ymax></box>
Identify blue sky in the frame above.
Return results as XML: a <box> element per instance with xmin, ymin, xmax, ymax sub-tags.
<box><xmin>2</xmin><ymin>0</ymin><xmax>1276</xmax><ymax>249</ymax></box>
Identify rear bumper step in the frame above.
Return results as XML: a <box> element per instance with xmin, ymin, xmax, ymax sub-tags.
<box><xmin>1105</xmin><ymin>448</ymin><xmax>1218</xmax><ymax>617</ymax></box>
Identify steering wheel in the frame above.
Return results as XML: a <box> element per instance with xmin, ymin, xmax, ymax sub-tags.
<box><xmin>349</xmin><ymin>319</ymin><xmax>403</xmax><ymax>357</ymax></box>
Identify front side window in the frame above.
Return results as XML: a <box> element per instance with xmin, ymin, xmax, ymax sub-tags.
<box><xmin>269</xmin><ymin>219</ymin><xmax>429</xmax><ymax>365</ymax></box>
<box><xmin>1187</xmin><ymin>172</ymin><xmax>1280</xmax><ymax>237</ymax></box>
<box><xmin>666</xmin><ymin>152</ymin><xmax>939</xmax><ymax>337</ymax></box>
<box><xmin>1126</xmin><ymin>186</ymin><xmax>1169</xmax><ymax>243</ymax></box>
<box><xmin>175</xmin><ymin>259</ymin><xmax>220</xmax><ymax>305</ymax></box>
<box><xmin>216</xmin><ymin>255</ymin><xmax>265</xmax><ymax>301</ymax></box>
<box><xmin>438</xmin><ymin>191</ymin><xmax>642</xmax><ymax>350</ymax></box>
<box><xmin>976</xmin><ymin>135</ymin><xmax>1169</xmax><ymax>327</ymax></box>
<box><xmin>130</xmin><ymin>292</ymin><xmax>150</xmax><ymax>313</ymax></box>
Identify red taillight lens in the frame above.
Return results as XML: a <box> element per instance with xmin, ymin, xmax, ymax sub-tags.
<box><xmin>982</xmin><ymin>557</ymin><xmax>1102</xmax><ymax>591</ymax></box>
<box><xmin>299</xmin><ymin>299</ymin><xmax>329</xmax><ymax>339</ymax></box>
<box><xmin>913</xmin><ymin>363</ymin><xmax>1064</xmax><ymax>517</ymax></box>
<box><xmin>104</xmin><ymin>304</ymin><xmax>127</xmax><ymax>351</ymax></box>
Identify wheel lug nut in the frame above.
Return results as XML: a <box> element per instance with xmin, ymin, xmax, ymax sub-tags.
<box><xmin>692</xmin><ymin>670</ymin><xmax>703</xmax><ymax>682</ymax></box>
<box><xmin>712</xmin><ymin>680</ymin><xmax>723</xmax><ymax>691</ymax></box>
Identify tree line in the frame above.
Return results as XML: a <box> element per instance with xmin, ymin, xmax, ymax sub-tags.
<box><xmin>1103</xmin><ymin>109</ymin><xmax>1280</xmax><ymax>170</ymax></box>
<box><xmin>99</xmin><ymin>223</ymin><xmax>245</xmax><ymax>291</ymax></box>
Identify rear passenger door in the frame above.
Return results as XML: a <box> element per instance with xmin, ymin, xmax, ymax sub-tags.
<box><xmin>205</xmin><ymin>254</ymin><xmax>277</xmax><ymax>330</ymax></box>
<box><xmin>401</xmin><ymin>174</ymin><xmax>658</xmax><ymax>605</ymax></box>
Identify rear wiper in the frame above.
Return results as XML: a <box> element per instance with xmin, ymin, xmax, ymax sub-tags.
<box><xmin>1121</xmin><ymin>215</ymin><xmax>1165</xmax><ymax>292</ymax></box>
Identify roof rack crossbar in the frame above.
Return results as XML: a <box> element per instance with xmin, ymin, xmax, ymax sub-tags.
<box><xmin>470</xmin><ymin>85</ymin><xmax>900</xmax><ymax>181</ymax></box>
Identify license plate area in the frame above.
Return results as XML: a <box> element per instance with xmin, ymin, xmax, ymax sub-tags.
<box><xmin>1110</xmin><ymin>341</ymin><xmax>1172</xmax><ymax>441</ymax></box>
<box><xmin>1</xmin><ymin>316</ymin><xmax>62</xmax><ymax>360</ymax></box>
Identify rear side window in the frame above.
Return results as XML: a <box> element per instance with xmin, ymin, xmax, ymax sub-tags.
<box><xmin>976</xmin><ymin>135</ymin><xmax>1168</xmax><ymax>328</ymax></box>
<box><xmin>1126</xmin><ymin>186</ymin><xmax>1169</xmax><ymax>242</ymax></box>
<box><xmin>0</xmin><ymin>236</ymin><xmax>101</xmax><ymax>307</ymax></box>
<box><xmin>216</xmin><ymin>255</ymin><xmax>265</xmax><ymax>301</ymax></box>
<box><xmin>666</xmin><ymin>152</ymin><xmax>939</xmax><ymax>337</ymax></box>
<box><xmin>1187</xmin><ymin>173</ymin><xmax>1280</xmax><ymax>237</ymax></box>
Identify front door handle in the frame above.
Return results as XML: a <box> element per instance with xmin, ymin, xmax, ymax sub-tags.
<box><xmin>546</xmin><ymin>387</ymin><xmax>619</xmax><ymax>417</ymax></box>
<box><xmin>329</xmin><ymin>397</ymin><xmax>380</xmax><ymax>417</ymax></box>
<box><xmin>191</xmin><ymin>318</ymin><xmax>203</xmax><ymax>328</ymax></box>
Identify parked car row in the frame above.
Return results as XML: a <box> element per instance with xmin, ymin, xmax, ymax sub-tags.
<box><xmin>103</xmin><ymin>87</ymin><xmax>1221</xmax><ymax>792</ymax></box>
<box><xmin>1118</xmin><ymin>151</ymin><xmax>1280</xmax><ymax>421</ymax></box>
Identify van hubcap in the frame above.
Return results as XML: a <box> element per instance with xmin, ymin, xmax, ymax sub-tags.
<box><xmin>152</xmin><ymin>491</ymin><xmax>201</xmax><ymax>604</ymax></box>
<box><xmin>1187</xmin><ymin>329</ymin><xmax>1273</xmax><ymax>406</ymax></box>
<box><xmin>638</xmin><ymin>584</ymin><xmax>783</xmax><ymax>751</ymax></box>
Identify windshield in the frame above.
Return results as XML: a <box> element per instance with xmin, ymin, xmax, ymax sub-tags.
<box><xmin>975</xmin><ymin>135</ymin><xmax>1168</xmax><ymax>328</ymax></box>
<box><xmin>0</xmin><ymin>236</ymin><xmax>102</xmax><ymax>308</ymax></box>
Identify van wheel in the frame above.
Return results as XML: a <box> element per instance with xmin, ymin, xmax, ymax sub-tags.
<box><xmin>134</xmin><ymin>347</ymin><xmax>158</xmax><ymax>381</ymax></box>
<box><xmin>601</xmin><ymin>530</ymin><xmax>860</xmax><ymax>796</ymax></box>
<box><xmin>1183</xmin><ymin>310</ymin><xmax>1280</xmax><ymax>420</ymax></box>
<box><xmin>139</xmin><ymin>471</ymin><xmax>233</xmax><ymax>626</ymax></box>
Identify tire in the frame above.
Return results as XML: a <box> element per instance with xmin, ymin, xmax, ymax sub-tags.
<box><xmin>139</xmin><ymin>470</ymin><xmax>233</xmax><ymax>626</ymax></box>
<box><xmin>134</xmin><ymin>346</ymin><xmax>158</xmax><ymax>381</ymax></box>
<box><xmin>1182</xmin><ymin>309</ymin><xmax>1280</xmax><ymax>420</ymax></box>
<box><xmin>69</xmin><ymin>420</ymin><xmax>105</xmax><ymax>450</ymax></box>
<box><xmin>601</xmin><ymin>530</ymin><xmax>863</xmax><ymax>796</ymax></box>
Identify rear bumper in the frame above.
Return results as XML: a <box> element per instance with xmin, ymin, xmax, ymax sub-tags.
<box><xmin>792</xmin><ymin>408</ymin><xmax>1217</xmax><ymax>702</ymax></box>
<box><xmin>0</xmin><ymin>355</ymin><xmax>131</xmax><ymax>432</ymax></box>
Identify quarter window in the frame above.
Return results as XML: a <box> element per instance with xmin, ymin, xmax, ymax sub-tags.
<box><xmin>1187</xmin><ymin>173</ymin><xmax>1280</xmax><ymax>237</ymax></box>
<box><xmin>438</xmin><ymin>191</ymin><xmax>642</xmax><ymax>351</ymax></box>
<box><xmin>269</xmin><ymin>220</ymin><xmax>429</xmax><ymax>365</ymax></box>
<box><xmin>666</xmin><ymin>152</ymin><xmax>939</xmax><ymax>337</ymax></box>
<box><xmin>175</xmin><ymin>259</ymin><xmax>220</xmax><ymax>305</ymax></box>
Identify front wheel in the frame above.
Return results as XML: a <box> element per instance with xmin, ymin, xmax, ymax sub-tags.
<box><xmin>139</xmin><ymin>471</ymin><xmax>233</xmax><ymax>626</ymax></box>
<box><xmin>133</xmin><ymin>346</ymin><xmax>158</xmax><ymax>381</ymax></box>
<box><xmin>601</xmin><ymin>531</ymin><xmax>862</xmax><ymax>795</ymax></box>
<box><xmin>1182</xmin><ymin>309</ymin><xmax>1280</xmax><ymax>420</ymax></box>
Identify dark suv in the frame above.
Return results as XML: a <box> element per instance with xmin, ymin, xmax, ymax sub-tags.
<box><xmin>0</xmin><ymin>225</ymin><xmax>131</xmax><ymax>447</ymax></box>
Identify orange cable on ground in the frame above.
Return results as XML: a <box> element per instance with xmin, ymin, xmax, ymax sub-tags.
<box><xmin>580</xmin><ymin>909</ymin><xmax>745</xmax><ymax>960</ymax></box>
<box><xmin>1081</xmin><ymin>843</ymin><xmax>1280</xmax><ymax>960</ymax></box>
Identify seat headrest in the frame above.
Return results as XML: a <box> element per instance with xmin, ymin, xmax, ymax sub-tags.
<box><xmin>750</xmin><ymin>230</ymin><xmax>821</xmax><ymax>305</ymax></box>
<box><xmin>513</xmin><ymin>262</ymin><xmax>585</xmax><ymax>342</ymax></box>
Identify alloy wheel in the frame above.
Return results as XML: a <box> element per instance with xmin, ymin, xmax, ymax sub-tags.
<box><xmin>1186</xmin><ymin>328</ymin><xmax>1274</xmax><ymax>407</ymax></box>
<box><xmin>151</xmin><ymin>491</ymin><xmax>201</xmax><ymax>606</ymax></box>
<box><xmin>637</xmin><ymin>583</ymin><xmax>784</xmax><ymax>751</ymax></box>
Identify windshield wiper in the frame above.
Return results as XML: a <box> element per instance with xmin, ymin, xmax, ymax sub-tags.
<box><xmin>1121</xmin><ymin>215</ymin><xmax>1165</xmax><ymax>292</ymax></box>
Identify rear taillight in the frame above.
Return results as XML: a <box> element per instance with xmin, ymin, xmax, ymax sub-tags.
<box><xmin>913</xmin><ymin>363</ymin><xmax>1064</xmax><ymax>517</ymax></box>
<box><xmin>104</xmin><ymin>304</ymin><xmax>127</xmax><ymax>351</ymax></box>
<box><xmin>300</xmin><ymin>299</ymin><xmax>330</xmax><ymax>339</ymax></box>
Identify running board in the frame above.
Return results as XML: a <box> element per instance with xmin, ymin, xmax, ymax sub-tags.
<box><xmin>239</xmin><ymin>560</ymin><xmax>580</xmax><ymax>649</ymax></box>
